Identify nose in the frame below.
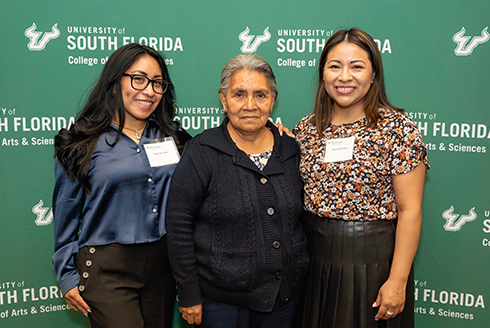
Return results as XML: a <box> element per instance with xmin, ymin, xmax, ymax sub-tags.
<box><xmin>142</xmin><ymin>82</ymin><xmax>155</xmax><ymax>97</ymax></box>
<box><xmin>245</xmin><ymin>95</ymin><xmax>257</xmax><ymax>110</ymax></box>
<box><xmin>339</xmin><ymin>67</ymin><xmax>352</xmax><ymax>82</ymax></box>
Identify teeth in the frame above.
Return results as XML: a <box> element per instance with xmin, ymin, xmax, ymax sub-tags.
<box><xmin>337</xmin><ymin>87</ymin><xmax>354</xmax><ymax>91</ymax></box>
<box><xmin>136</xmin><ymin>100</ymin><xmax>152</xmax><ymax>106</ymax></box>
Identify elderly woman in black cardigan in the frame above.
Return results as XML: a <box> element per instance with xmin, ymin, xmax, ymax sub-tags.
<box><xmin>166</xmin><ymin>54</ymin><xmax>309</xmax><ymax>328</ymax></box>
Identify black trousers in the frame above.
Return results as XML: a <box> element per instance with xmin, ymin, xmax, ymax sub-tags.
<box><xmin>76</xmin><ymin>236</ymin><xmax>175</xmax><ymax>328</ymax></box>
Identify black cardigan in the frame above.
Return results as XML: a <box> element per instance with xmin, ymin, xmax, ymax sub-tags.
<box><xmin>166</xmin><ymin>118</ymin><xmax>309</xmax><ymax>312</ymax></box>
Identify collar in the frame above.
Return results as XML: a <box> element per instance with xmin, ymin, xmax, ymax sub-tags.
<box><xmin>198</xmin><ymin>117</ymin><xmax>298</xmax><ymax>175</ymax></box>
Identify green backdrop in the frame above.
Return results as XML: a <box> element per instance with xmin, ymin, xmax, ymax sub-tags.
<box><xmin>1</xmin><ymin>0</ymin><xmax>489</xmax><ymax>327</ymax></box>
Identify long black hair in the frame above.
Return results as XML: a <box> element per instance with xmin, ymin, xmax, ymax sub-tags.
<box><xmin>55</xmin><ymin>43</ymin><xmax>186</xmax><ymax>192</ymax></box>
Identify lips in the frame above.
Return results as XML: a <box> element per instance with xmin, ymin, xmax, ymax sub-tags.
<box><xmin>136</xmin><ymin>100</ymin><xmax>153</xmax><ymax>107</ymax></box>
<box><xmin>336</xmin><ymin>86</ymin><xmax>355</xmax><ymax>93</ymax></box>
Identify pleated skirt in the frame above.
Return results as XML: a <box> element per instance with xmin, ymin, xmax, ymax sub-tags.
<box><xmin>301</xmin><ymin>212</ymin><xmax>414</xmax><ymax>328</ymax></box>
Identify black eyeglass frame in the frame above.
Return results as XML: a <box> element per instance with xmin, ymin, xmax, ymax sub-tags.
<box><xmin>123</xmin><ymin>73</ymin><xmax>170</xmax><ymax>94</ymax></box>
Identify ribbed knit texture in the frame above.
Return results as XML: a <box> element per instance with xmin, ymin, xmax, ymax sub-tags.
<box><xmin>166</xmin><ymin>119</ymin><xmax>309</xmax><ymax>312</ymax></box>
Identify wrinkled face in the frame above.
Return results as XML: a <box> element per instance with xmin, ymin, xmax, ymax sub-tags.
<box><xmin>121</xmin><ymin>55</ymin><xmax>163</xmax><ymax>127</ymax></box>
<box><xmin>323</xmin><ymin>41</ymin><xmax>374</xmax><ymax>114</ymax></box>
<box><xmin>220</xmin><ymin>69</ymin><xmax>275</xmax><ymax>135</ymax></box>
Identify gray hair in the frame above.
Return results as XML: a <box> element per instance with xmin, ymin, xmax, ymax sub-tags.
<box><xmin>219</xmin><ymin>54</ymin><xmax>278</xmax><ymax>100</ymax></box>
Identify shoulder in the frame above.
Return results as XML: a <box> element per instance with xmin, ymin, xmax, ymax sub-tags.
<box><xmin>293</xmin><ymin>114</ymin><xmax>314</xmax><ymax>132</ymax></box>
<box><xmin>293</xmin><ymin>113</ymin><xmax>317</xmax><ymax>143</ymax></box>
<box><xmin>193</xmin><ymin>124</ymin><xmax>225</xmax><ymax>145</ymax></box>
<box><xmin>268</xmin><ymin>121</ymin><xmax>300</xmax><ymax>159</ymax></box>
<box><xmin>181</xmin><ymin>124</ymin><xmax>229</xmax><ymax>156</ymax></box>
<box><xmin>377</xmin><ymin>108</ymin><xmax>419</xmax><ymax>134</ymax></box>
<box><xmin>379</xmin><ymin>108</ymin><xmax>414</xmax><ymax>125</ymax></box>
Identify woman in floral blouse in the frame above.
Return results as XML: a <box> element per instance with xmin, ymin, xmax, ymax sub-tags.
<box><xmin>293</xmin><ymin>28</ymin><xmax>429</xmax><ymax>328</ymax></box>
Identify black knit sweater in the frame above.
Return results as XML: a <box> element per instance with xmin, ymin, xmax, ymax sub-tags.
<box><xmin>166</xmin><ymin>118</ymin><xmax>309</xmax><ymax>312</ymax></box>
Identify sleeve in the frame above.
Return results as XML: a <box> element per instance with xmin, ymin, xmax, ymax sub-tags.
<box><xmin>165</xmin><ymin>138</ymin><xmax>209</xmax><ymax>307</ymax></box>
<box><xmin>52</xmin><ymin>160</ymin><xmax>85</xmax><ymax>295</ymax></box>
<box><xmin>387</xmin><ymin>114</ymin><xmax>430</xmax><ymax>175</ymax></box>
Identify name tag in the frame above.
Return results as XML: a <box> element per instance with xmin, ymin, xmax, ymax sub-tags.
<box><xmin>324</xmin><ymin>136</ymin><xmax>356</xmax><ymax>163</ymax></box>
<box><xmin>144</xmin><ymin>137</ymin><xmax>180</xmax><ymax>167</ymax></box>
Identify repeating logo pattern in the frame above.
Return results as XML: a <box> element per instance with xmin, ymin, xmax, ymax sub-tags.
<box><xmin>442</xmin><ymin>206</ymin><xmax>477</xmax><ymax>231</ymax></box>
<box><xmin>453</xmin><ymin>27</ymin><xmax>489</xmax><ymax>56</ymax></box>
<box><xmin>32</xmin><ymin>199</ymin><xmax>53</xmax><ymax>226</ymax></box>
<box><xmin>24</xmin><ymin>23</ymin><xmax>60</xmax><ymax>51</ymax></box>
<box><xmin>239</xmin><ymin>27</ymin><xmax>271</xmax><ymax>53</ymax></box>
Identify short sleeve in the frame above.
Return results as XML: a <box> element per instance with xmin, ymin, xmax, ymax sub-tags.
<box><xmin>386</xmin><ymin>114</ymin><xmax>430</xmax><ymax>175</ymax></box>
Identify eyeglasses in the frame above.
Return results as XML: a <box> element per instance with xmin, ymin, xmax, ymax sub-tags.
<box><xmin>123</xmin><ymin>73</ymin><xmax>170</xmax><ymax>94</ymax></box>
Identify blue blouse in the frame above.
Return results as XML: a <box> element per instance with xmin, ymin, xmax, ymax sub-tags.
<box><xmin>52</xmin><ymin>118</ymin><xmax>181</xmax><ymax>295</ymax></box>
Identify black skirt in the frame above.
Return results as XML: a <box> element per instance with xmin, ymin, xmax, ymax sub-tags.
<box><xmin>301</xmin><ymin>212</ymin><xmax>414</xmax><ymax>328</ymax></box>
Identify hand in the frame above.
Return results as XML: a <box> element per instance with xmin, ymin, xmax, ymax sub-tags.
<box><xmin>64</xmin><ymin>287</ymin><xmax>91</xmax><ymax>316</ymax></box>
<box><xmin>274</xmin><ymin>123</ymin><xmax>295</xmax><ymax>138</ymax></box>
<box><xmin>179</xmin><ymin>304</ymin><xmax>203</xmax><ymax>325</ymax></box>
<box><xmin>372</xmin><ymin>278</ymin><xmax>406</xmax><ymax>321</ymax></box>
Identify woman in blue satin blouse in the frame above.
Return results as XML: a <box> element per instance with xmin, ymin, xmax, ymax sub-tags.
<box><xmin>52</xmin><ymin>43</ymin><xmax>191</xmax><ymax>328</ymax></box>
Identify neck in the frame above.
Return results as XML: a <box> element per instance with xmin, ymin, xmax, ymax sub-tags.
<box><xmin>227</xmin><ymin>123</ymin><xmax>273</xmax><ymax>155</ymax></box>
<box><xmin>112</xmin><ymin>119</ymin><xmax>147</xmax><ymax>131</ymax></box>
<box><xmin>331</xmin><ymin>104</ymin><xmax>366</xmax><ymax>125</ymax></box>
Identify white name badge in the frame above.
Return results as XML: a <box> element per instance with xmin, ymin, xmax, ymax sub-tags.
<box><xmin>324</xmin><ymin>136</ymin><xmax>356</xmax><ymax>163</ymax></box>
<box><xmin>144</xmin><ymin>137</ymin><xmax>180</xmax><ymax>167</ymax></box>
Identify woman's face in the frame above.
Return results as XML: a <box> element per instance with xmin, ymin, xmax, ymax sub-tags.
<box><xmin>220</xmin><ymin>69</ymin><xmax>275</xmax><ymax>135</ymax></box>
<box><xmin>323</xmin><ymin>41</ymin><xmax>374</xmax><ymax>114</ymax></box>
<box><xmin>121</xmin><ymin>55</ymin><xmax>163</xmax><ymax>127</ymax></box>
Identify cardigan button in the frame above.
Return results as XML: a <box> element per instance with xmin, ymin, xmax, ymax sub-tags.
<box><xmin>85</xmin><ymin>260</ymin><xmax>92</xmax><ymax>267</ymax></box>
<box><xmin>78</xmin><ymin>285</ymin><xmax>85</xmax><ymax>292</ymax></box>
<box><xmin>275</xmin><ymin>271</ymin><xmax>283</xmax><ymax>280</ymax></box>
<box><xmin>260</xmin><ymin>177</ymin><xmax>268</xmax><ymax>184</ymax></box>
<box><xmin>273</xmin><ymin>241</ymin><xmax>281</xmax><ymax>249</ymax></box>
<box><xmin>267</xmin><ymin>208</ymin><xmax>275</xmax><ymax>216</ymax></box>
<box><xmin>89</xmin><ymin>247</ymin><xmax>96</xmax><ymax>254</ymax></box>
<box><xmin>82</xmin><ymin>272</ymin><xmax>89</xmax><ymax>279</ymax></box>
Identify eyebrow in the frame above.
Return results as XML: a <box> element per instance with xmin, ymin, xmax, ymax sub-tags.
<box><xmin>130</xmin><ymin>70</ymin><xmax>162</xmax><ymax>78</ymax></box>
<box><xmin>231</xmin><ymin>87</ymin><xmax>270</xmax><ymax>94</ymax></box>
<box><xmin>327</xmin><ymin>59</ymin><xmax>367</xmax><ymax>65</ymax></box>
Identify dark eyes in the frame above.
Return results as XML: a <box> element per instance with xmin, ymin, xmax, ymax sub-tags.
<box><xmin>327</xmin><ymin>64</ymin><xmax>364</xmax><ymax>69</ymax></box>
<box><xmin>233</xmin><ymin>92</ymin><xmax>267</xmax><ymax>98</ymax></box>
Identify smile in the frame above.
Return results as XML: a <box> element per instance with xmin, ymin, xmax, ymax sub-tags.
<box><xmin>336</xmin><ymin>87</ymin><xmax>355</xmax><ymax>92</ymax></box>
<box><xmin>136</xmin><ymin>100</ymin><xmax>153</xmax><ymax>107</ymax></box>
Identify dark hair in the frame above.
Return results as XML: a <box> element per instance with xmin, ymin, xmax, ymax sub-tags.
<box><xmin>311</xmin><ymin>27</ymin><xmax>403</xmax><ymax>137</ymax></box>
<box><xmin>55</xmin><ymin>43</ymin><xmax>182</xmax><ymax>192</ymax></box>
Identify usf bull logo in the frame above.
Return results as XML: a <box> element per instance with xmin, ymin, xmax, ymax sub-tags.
<box><xmin>453</xmin><ymin>27</ymin><xmax>489</xmax><ymax>56</ymax></box>
<box><xmin>33</xmin><ymin>199</ymin><xmax>53</xmax><ymax>226</ymax></box>
<box><xmin>442</xmin><ymin>206</ymin><xmax>477</xmax><ymax>232</ymax></box>
<box><xmin>239</xmin><ymin>27</ymin><xmax>271</xmax><ymax>53</ymax></box>
<box><xmin>24</xmin><ymin>23</ymin><xmax>60</xmax><ymax>51</ymax></box>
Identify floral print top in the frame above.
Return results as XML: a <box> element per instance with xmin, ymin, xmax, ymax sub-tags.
<box><xmin>293</xmin><ymin>108</ymin><xmax>429</xmax><ymax>221</ymax></box>
<box><xmin>248</xmin><ymin>149</ymin><xmax>273</xmax><ymax>171</ymax></box>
